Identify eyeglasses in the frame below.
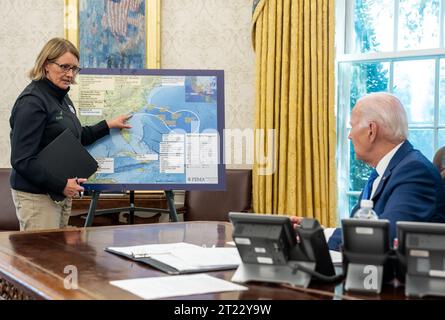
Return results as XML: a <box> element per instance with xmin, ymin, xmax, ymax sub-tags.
<box><xmin>51</xmin><ymin>62</ymin><xmax>82</xmax><ymax>75</ymax></box>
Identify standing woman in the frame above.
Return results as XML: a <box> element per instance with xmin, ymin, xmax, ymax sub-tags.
<box><xmin>9</xmin><ymin>38</ymin><xmax>131</xmax><ymax>231</ymax></box>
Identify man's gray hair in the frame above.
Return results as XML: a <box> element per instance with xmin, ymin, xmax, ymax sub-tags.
<box><xmin>356</xmin><ymin>92</ymin><xmax>408</xmax><ymax>143</ymax></box>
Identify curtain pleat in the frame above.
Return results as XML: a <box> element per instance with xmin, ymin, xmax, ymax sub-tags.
<box><xmin>251</xmin><ymin>0</ymin><xmax>337</xmax><ymax>227</ymax></box>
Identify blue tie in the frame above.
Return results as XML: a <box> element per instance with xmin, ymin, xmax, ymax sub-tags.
<box><xmin>362</xmin><ymin>169</ymin><xmax>379</xmax><ymax>200</ymax></box>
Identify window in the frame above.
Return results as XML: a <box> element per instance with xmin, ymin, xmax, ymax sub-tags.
<box><xmin>336</xmin><ymin>0</ymin><xmax>445</xmax><ymax>220</ymax></box>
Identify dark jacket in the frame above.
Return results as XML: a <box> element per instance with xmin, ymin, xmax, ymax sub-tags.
<box><xmin>9</xmin><ymin>78</ymin><xmax>109</xmax><ymax>197</ymax></box>
<box><xmin>328</xmin><ymin>140</ymin><xmax>445</xmax><ymax>250</ymax></box>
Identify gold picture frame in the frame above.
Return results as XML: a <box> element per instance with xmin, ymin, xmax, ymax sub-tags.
<box><xmin>64</xmin><ymin>0</ymin><xmax>160</xmax><ymax>68</ymax></box>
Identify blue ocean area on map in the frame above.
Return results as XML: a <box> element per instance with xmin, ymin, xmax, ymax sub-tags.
<box><xmin>148</xmin><ymin>86</ymin><xmax>216</xmax><ymax>130</ymax></box>
<box><xmin>86</xmin><ymin>82</ymin><xmax>218</xmax><ymax>184</ymax></box>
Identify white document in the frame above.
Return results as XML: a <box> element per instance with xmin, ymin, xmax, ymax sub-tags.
<box><xmin>323</xmin><ymin>228</ymin><xmax>342</xmax><ymax>264</ymax></box>
<box><xmin>323</xmin><ymin>227</ymin><xmax>336</xmax><ymax>241</ymax></box>
<box><xmin>166</xmin><ymin>247</ymin><xmax>241</xmax><ymax>268</ymax></box>
<box><xmin>329</xmin><ymin>250</ymin><xmax>343</xmax><ymax>264</ymax></box>
<box><xmin>110</xmin><ymin>274</ymin><xmax>248</xmax><ymax>300</ymax></box>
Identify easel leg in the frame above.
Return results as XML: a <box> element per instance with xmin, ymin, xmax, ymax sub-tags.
<box><xmin>165</xmin><ymin>190</ymin><xmax>178</xmax><ymax>222</ymax></box>
<box><xmin>84</xmin><ymin>190</ymin><xmax>100</xmax><ymax>227</ymax></box>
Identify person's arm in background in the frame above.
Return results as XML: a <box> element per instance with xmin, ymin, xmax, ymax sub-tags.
<box><xmin>327</xmin><ymin>228</ymin><xmax>343</xmax><ymax>251</ymax></box>
<box><xmin>80</xmin><ymin>114</ymin><xmax>132</xmax><ymax>146</ymax></box>
<box><xmin>291</xmin><ymin>216</ymin><xmax>339</xmax><ymax>250</ymax></box>
<box><xmin>10</xmin><ymin>96</ymin><xmax>67</xmax><ymax>194</ymax></box>
<box><xmin>327</xmin><ymin>202</ymin><xmax>362</xmax><ymax>251</ymax></box>
<box><xmin>290</xmin><ymin>216</ymin><xmax>303</xmax><ymax>227</ymax></box>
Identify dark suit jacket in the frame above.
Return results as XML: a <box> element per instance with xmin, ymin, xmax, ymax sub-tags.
<box><xmin>328</xmin><ymin>140</ymin><xmax>445</xmax><ymax>250</ymax></box>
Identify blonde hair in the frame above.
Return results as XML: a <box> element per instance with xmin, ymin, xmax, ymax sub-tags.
<box><xmin>28</xmin><ymin>38</ymin><xmax>80</xmax><ymax>81</ymax></box>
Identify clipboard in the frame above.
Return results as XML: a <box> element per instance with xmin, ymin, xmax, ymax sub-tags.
<box><xmin>105</xmin><ymin>248</ymin><xmax>185</xmax><ymax>274</ymax></box>
<box><xmin>105</xmin><ymin>243</ymin><xmax>240</xmax><ymax>275</ymax></box>
<box><xmin>35</xmin><ymin>129</ymin><xmax>98</xmax><ymax>201</ymax></box>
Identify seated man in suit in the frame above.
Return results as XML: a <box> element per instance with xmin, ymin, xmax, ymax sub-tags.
<box><xmin>327</xmin><ymin>92</ymin><xmax>445</xmax><ymax>250</ymax></box>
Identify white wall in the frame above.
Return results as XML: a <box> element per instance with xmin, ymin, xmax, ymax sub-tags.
<box><xmin>162</xmin><ymin>0</ymin><xmax>255</xmax><ymax>141</ymax></box>
<box><xmin>0</xmin><ymin>0</ymin><xmax>64</xmax><ymax>166</ymax></box>
<box><xmin>0</xmin><ymin>0</ymin><xmax>255</xmax><ymax>168</ymax></box>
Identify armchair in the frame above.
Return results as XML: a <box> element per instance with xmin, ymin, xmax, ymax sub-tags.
<box><xmin>0</xmin><ymin>168</ymin><xmax>20</xmax><ymax>231</ymax></box>
<box><xmin>183</xmin><ymin>169</ymin><xmax>253</xmax><ymax>222</ymax></box>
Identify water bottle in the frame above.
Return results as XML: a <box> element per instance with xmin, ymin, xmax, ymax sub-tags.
<box><xmin>353</xmin><ymin>199</ymin><xmax>378</xmax><ymax>220</ymax></box>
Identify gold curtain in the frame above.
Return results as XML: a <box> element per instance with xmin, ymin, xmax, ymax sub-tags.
<box><xmin>252</xmin><ymin>0</ymin><xmax>337</xmax><ymax>227</ymax></box>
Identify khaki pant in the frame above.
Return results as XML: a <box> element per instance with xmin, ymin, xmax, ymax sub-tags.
<box><xmin>11</xmin><ymin>189</ymin><xmax>72</xmax><ymax>231</ymax></box>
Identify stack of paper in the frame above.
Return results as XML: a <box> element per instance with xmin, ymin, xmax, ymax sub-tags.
<box><xmin>110</xmin><ymin>274</ymin><xmax>248</xmax><ymax>300</ymax></box>
<box><xmin>329</xmin><ymin>250</ymin><xmax>342</xmax><ymax>264</ymax></box>
<box><xmin>324</xmin><ymin>228</ymin><xmax>343</xmax><ymax>264</ymax></box>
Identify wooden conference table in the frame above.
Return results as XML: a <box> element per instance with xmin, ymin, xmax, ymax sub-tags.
<box><xmin>0</xmin><ymin>221</ymin><xmax>413</xmax><ymax>300</ymax></box>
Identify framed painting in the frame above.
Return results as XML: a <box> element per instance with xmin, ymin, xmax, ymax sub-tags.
<box><xmin>64</xmin><ymin>0</ymin><xmax>160</xmax><ymax>69</ymax></box>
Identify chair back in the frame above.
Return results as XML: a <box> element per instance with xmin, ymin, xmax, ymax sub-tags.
<box><xmin>184</xmin><ymin>169</ymin><xmax>252</xmax><ymax>221</ymax></box>
<box><xmin>0</xmin><ymin>168</ymin><xmax>20</xmax><ymax>231</ymax></box>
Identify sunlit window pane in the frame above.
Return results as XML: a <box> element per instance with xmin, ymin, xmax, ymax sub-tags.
<box><xmin>348</xmin><ymin>195</ymin><xmax>360</xmax><ymax>215</ymax></box>
<box><xmin>339</xmin><ymin>61</ymin><xmax>390</xmax><ymax>112</ymax></box>
<box><xmin>439</xmin><ymin>130</ymin><xmax>445</xmax><ymax>149</ymax></box>
<box><xmin>350</xmin><ymin>0</ymin><xmax>394</xmax><ymax>53</ymax></box>
<box><xmin>349</xmin><ymin>141</ymin><xmax>373</xmax><ymax>192</ymax></box>
<box><xmin>337</xmin><ymin>1</ymin><xmax>444</xmax><ymax>225</ymax></box>
<box><xmin>440</xmin><ymin>59</ymin><xmax>445</xmax><ymax>125</ymax></box>
<box><xmin>398</xmin><ymin>0</ymin><xmax>440</xmax><ymax>50</ymax></box>
<box><xmin>408</xmin><ymin>129</ymin><xmax>434</xmax><ymax>160</ymax></box>
<box><xmin>339</xmin><ymin>61</ymin><xmax>389</xmax><ymax>195</ymax></box>
<box><xmin>393</xmin><ymin>60</ymin><xmax>435</xmax><ymax>126</ymax></box>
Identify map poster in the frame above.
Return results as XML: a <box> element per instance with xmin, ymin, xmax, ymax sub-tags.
<box><xmin>69</xmin><ymin>68</ymin><xmax>225</xmax><ymax>191</ymax></box>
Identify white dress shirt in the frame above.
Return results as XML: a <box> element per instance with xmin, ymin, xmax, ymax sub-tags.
<box><xmin>370</xmin><ymin>141</ymin><xmax>404</xmax><ymax>199</ymax></box>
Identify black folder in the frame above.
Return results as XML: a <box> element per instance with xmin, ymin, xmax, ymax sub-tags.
<box><xmin>104</xmin><ymin>248</ymin><xmax>185</xmax><ymax>275</ymax></box>
<box><xmin>35</xmin><ymin>129</ymin><xmax>98</xmax><ymax>201</ymax></box>
<box><xmin>104</xmin><ymin>247</ymin><xmax>239</xmax><ymax>275</ymax></box>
